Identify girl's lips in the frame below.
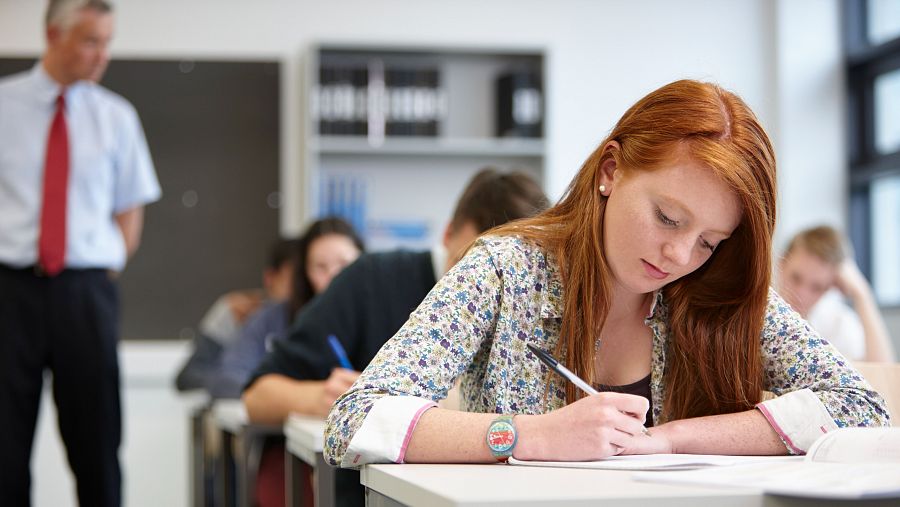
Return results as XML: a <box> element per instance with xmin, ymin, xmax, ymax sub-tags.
<box><xmin>642</xmin><ymin>260</ymin><xmax>669</xmax><ymax>280</ymax></box>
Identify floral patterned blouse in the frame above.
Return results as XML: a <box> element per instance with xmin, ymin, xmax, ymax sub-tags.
<box><xmin>324</xmin><ymin>235</ymin><xmax>890</xmax><ymax>466</ymax></box>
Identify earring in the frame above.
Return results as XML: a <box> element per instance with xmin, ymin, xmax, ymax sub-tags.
<box><xmin>598</xmin><ymin>184</ymin><xmax>607</xmax><ymax>195</ymax></box>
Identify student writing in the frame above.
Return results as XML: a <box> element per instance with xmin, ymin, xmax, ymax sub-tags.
<box><xmin>243</xmin><ymin>168</ymin><xmax>548</xmax><ymax>507</ymax></box>
<box><xmin>209</xmin><ymin>217</ymin><xmax>364</xmax><ymax>399</ymax></box>
<box><xmin>324</xmin><ymin>80</ymin><xmax>890</xmax><ymax>468</ymax></box>
<box><xmin>242</xmin><ymin>168</ymin><xmax>548</xmax><ymax>423</ymax></box>
<box><xmin>214</xmin><ymin>217</ymin><xmax>363</xmax><ymax>507</ymax></box>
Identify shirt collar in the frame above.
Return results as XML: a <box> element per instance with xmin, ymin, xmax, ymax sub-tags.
<box><xmin>30</xmin><ymin>62</ymin><xmax>64</xmax><ymax>105</ymax></box>
<box><xmin>538</xmin><ymin>259</ymin><xmax>666</xmax><ymax>323</ymax></box>
<box><xmin>539</xmin><ymin>251</ymin><xmax>564</xmax><ymax>319</ymax></box>
<box><xmin>430</xmin><ymin>244</ymin><xmax>447</xmax><ymax>282</ymax></box>
<box><xmin>647</xmin><ymin>289</ymin><xmax>664</xmax><ymax>319</ymax></box>
<box><xmin>30</xmin><ymin>61</ymin><xmax>89</xmax><ymax>107</ymax></box>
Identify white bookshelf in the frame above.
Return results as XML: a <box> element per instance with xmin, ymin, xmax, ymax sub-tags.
<box><xmin>302</xmin><ymin>44</ymin><xmax>546</xmax><ymax>251</ymax></box>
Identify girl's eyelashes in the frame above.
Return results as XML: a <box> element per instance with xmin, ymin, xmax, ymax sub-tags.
<box><xmin>655</xmin><ymin>207</ymin><xmax>678</xmax><ymax>227</ymax></box>
<box><xmin>657</xmin><ymin>206</ymin><xmax>717</xmax><ymax>252</ymax></box>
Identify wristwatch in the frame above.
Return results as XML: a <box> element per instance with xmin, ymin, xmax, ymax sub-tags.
<box><xmin>486</xmin><ymin>415</ymin><xmax>517</xmax><ymax>462</ymax></box>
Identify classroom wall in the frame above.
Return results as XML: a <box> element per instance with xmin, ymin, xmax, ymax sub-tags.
<box><xmin>0</xmin><ymin>0</ymin><xmax>782</xmax><ymax>233</ymax></box>
<box><xmin>1</xmin><ymin>0</ymin><xmax>856</xmax><ymax>250</ymax></box>
<box><xmin>4</xmin><ymin>1</ymin><xmax>894</xmax><ymax>506</ymax></box>
<box><xmin>773</xmin><ymin>0</ymin><xmax>846</xmax><ymax>240</ymax></box>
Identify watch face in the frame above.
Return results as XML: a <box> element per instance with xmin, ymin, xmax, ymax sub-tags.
<box><xmin>487</xmin><ymin>420</ymin><xmax>516</xmax><ymax>452</ymax></box>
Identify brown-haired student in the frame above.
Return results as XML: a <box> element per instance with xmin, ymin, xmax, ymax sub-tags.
<box><xmin>243</xmin><ymin>168</ymin><xmax>548</xmax><ymax>506</ymax></box>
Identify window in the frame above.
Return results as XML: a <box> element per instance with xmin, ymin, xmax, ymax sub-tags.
<box><xmin>868</xmin><ymin>0</ymin><xmax>900</xmax><ymax>45</ymax></box>
<box><xmin>871</xmin><ymin>175</ymin><xmax>900</xmax><ymax>303</ymax></box>
<box><xmin>845</xmin><ymin>0</ymin><xmax>900</xmax><ymax>306</ymax></box>
<box><xmin>874</xmin><ymin>68</ymin><xmax>900</xmax><ymax>154</ymax></box>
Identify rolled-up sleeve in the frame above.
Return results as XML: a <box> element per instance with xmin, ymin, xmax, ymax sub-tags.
<box><xmin>324</xmin><ymin>239</ymin><xmax>503</xmax><ymax>466</ymax></box>
<box><xmin>757</xmin><ymin>289</ymin><xmax>890</xmax><ymax>454</ymax></box>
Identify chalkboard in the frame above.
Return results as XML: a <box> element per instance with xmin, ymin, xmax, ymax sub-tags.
<box><xmin>0</xmin><ymin>57</ymin><xmax>282</xmax><ymax>340</ymax></box>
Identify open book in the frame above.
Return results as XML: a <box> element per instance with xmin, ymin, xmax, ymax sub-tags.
<box><xmin>633</xmin><ymin>427</ymin><xmax>900</xmax><ymax>499</ymax></box>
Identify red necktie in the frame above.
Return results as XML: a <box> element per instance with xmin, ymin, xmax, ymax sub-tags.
<box><xmin>37</xmin><ymin>94</ymin><xmax>69</xmax><ymax>276</ymax></box>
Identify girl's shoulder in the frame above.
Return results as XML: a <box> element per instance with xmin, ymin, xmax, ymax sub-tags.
<box><xmin>470</xmin><ymin>235</ymin><xmax>562</xmax><ymax>304</ymax></box>
<box><xmin>473</xmin><ymin>234</ymin><xmax>553</xmax><ymax>270</ymax></box>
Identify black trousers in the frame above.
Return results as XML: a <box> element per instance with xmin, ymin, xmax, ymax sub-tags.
<box><xmin>0</xmin><ymin>265</ymin><xmax>122</xmax><ymax>507</ymax></box>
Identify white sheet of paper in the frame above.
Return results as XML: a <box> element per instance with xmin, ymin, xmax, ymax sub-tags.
<box><xmin>508</xmin><ymin>454</ymin><xmax>801</xmax><ymax>471</ymax></box>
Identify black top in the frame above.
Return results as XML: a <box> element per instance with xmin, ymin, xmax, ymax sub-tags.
<box><xmin>596</xmin><ymin>374</ymin><xmax>654</xmax><ymax>427</ymax></box>
<box><xmin>246</xmin><ymin>250</ymin><xmax>436</xmax><ymax>507</ymax></box>
<box><xmin>247</xmin><ymin>249</ymin><xmax>437</xmax><ymax>386</ymax></box>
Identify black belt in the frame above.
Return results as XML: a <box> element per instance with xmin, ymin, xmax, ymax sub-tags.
<box><xmin>0</xmin><ymin>263</ymin><xmax>106</xmax><ymax>278</ymax></box>
<box><xmin>0</xmin><ymin>263</ymin><xmax>55</xmax><ymax>277</ymax></box>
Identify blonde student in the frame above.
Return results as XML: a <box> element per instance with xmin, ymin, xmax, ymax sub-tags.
<box><xmin>324</xmin><ymin>80</ymin><xmax>890</xmax><ymax>466</ymax></box>
<box><xmin>778</xmin><ymin>225</ymin><xmax>895</xmax><ymax>363</ymax></box>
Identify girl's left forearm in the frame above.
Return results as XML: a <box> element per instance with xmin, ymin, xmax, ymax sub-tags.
<box><xmin>651</xmin><ymin>409</ymin><xmax>787</xmax><ymax>455</ymax></box>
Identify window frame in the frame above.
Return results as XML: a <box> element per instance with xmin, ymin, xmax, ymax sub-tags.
<box><xmin>843</xmin><ymin>0</ymin><xmax>900</xmax><ymax>305</ymax></box>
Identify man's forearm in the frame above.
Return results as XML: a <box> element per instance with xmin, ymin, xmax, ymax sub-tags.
<box><xmin>115</xmin><ymin>206</ymin><xmax>145</xmax><ymax>259</ymax></box>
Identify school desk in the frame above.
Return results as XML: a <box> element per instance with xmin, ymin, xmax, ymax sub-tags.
<box><xmin>283</xmin><ymin>414</ymin><xmax>336</xmax><ymax>507</ymax></box>
<box><xmin>360</xmin><ymin>463</ymin><xmax>900</xmax><ymax>507</ymax></box>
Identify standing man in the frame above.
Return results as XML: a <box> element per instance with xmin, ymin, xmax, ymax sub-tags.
<box><xmin>0</xmin><ymin>1</ymin><xmax>160</xmax><ymax>506</ymax></box>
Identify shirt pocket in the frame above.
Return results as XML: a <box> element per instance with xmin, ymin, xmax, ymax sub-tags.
<box><xmin>69</xmin><ymin>123</ymin><xmax>116</xmax><ymax>206</ymax></box>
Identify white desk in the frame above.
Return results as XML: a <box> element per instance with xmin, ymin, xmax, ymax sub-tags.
<box><xmin>283</xmin><ymin>414</ymin><xmax>335</xmax><ymax>507</ymax></box>
<box><xmin>212</xmin><ymin>399</ymin><xmax>248</xmax><ymax>435</ymax></box>
<box><xmin>361</xmin><ymin>463</ymin><xmax>900</xmax><ymax>507</ymax></box>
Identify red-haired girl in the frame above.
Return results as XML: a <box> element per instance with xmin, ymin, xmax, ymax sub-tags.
<box><xmin>325</xmin><ymin>80</ymin><xmax>889</xmax><ymax>466</ymax></box>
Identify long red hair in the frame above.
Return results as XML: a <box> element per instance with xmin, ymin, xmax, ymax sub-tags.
<box><xmin>491</xmin><ymin>80</ymin><xmax>777</xmax><ymax>421</ymax></box>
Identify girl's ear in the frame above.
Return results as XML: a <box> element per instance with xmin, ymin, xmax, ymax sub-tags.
<box><xmin>598</xmin><ymin>140</ymin><xmax>621</xmax><ymax>194</ymax></box>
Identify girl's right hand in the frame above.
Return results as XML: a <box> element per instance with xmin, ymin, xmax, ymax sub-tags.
<box><xmin>512</xmin><ymin>392</ymin><xmax>652</xmax><ymax>461</ymax></box>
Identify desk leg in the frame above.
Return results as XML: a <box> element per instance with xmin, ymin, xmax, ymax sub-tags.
<box><xmin>239</xmin><ymin>431</ymin><xmax>263</xmax><ymax>507</ymax></box>
<box><xmin>190</xmin><ymin>408</ymin><xmax>206</xmax><ymax>507</ymax></box>
<box><xmin>314</xmin><ymin>454</ymin><xmax>335</xmax><ymax>507</ymax></box>
<box><xmin>219</xmin><ymin>429</ymin><xmax>236</xmax><ymax>507</ymax></box>
<box><xmin>364</xmin><ymin>488</ymin><xmax>406</xmax><ymax>507</ymax></box>
<box><xmin>242</xmin><ymin>429</ymin><xmax>283</xmax><ymax>507</ymax></box>
<box><xmin>285</xmin><ymin>450</ymin><xmax>307</xmax><ymax>507</ymax></box>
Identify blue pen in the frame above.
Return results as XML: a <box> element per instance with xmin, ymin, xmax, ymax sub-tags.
<box><xmin>327</xmin><ymin>334</ymin><xmax>353</xmax><ymax>369</ymax></box>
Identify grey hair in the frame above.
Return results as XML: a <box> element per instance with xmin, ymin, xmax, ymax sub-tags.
<box><xmin>45</xmin><ymin>0</ymin><xmax>113</xmax><ymax>30</ymax></box>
